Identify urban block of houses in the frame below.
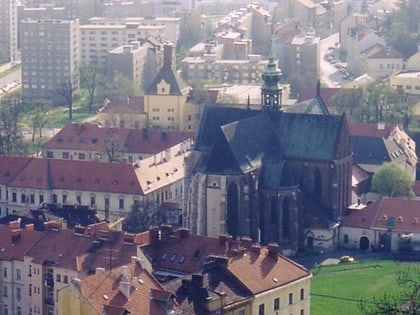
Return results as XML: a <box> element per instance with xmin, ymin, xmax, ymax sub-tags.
<box><xmin>0</xmin><ymin>220</ymin><xmax>311</xmax><ymax>315</ymax></box>
<box><xmin>340</xmin><ymin>197</ymin><xmax>420</xmax><ymax>252</ymax></box>
<box><xmin>0</xmin><ymin>140</ymin><xmax>189</xmax><ymax>222</ymax></box>
<box><xmin>349</xmin><ymin>122</ymin><xmax>417</xmax><ymax>203</ymax></box>
<box><xmin>42</xmin><ymin>122</ymin><xmax>194</xmax><ymax>163</ymax></box>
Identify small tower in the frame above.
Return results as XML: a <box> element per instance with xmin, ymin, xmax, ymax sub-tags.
<box><xmin>261</xmin><ymin>56</ymin><xmax>282</xmax><ymax>112</ymax></box>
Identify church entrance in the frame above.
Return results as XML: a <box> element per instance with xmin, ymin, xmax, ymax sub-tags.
<box><xmin>359</xmin><ymin>236</ymin><xmax>370</xmax><ymax>250</ymax></box>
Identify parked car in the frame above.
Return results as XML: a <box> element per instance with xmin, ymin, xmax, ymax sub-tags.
<box><xmin>339</xmin><ymin>255</ymin><xmax>355</xmax><ymax>263</ymax></box>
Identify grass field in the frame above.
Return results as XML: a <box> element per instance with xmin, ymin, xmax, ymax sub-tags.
<box><xmin>310</xmin><ymin>259</ymin><xmax>419</xmax><ymax>315</ymax></box>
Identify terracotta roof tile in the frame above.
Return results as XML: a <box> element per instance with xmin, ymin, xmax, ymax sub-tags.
<box><xmin>0</xmin><ymin>156</ymin><xmax>31</xmax><ymax>185</ymax></box>
<box><xmin>80</xmin><ymin>260</ymin><xmax>168</xmax><ymax>315</ymax></box>
<box><xmin>6</xmin><ymin>158</ymin><xmax>143</xmax><ymax>195</ymax></box>
<box><xmin>100</xmin><ymin>96</ymin><xmax>145</xmax><ymax>114</ymax></box>
<box><xmin>348</xmin><ymin>122</ymin><xmax>394</xmax><ymax>138</ymax></box>
<box><xmin>227</xmin><ymin>247</ymin><xmax>311</xmax><ymax>294</ymax></box>
<box><xmin>0</xmin><ymin>225</ymin><xmax>43</xmax><ymax>261</ymax></box>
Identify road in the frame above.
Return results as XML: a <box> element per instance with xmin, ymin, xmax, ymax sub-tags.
<box><xmin>0</xmin><ymin>62</ymin><xmax>21</xmax><ymax>98</ymax></box>
<box><xmin>319</xmin><ymin>32</ymin><xmax>353</xmax><ymax>88</ymax></box>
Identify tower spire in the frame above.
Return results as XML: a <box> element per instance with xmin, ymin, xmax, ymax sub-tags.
<box><xmin>261</xmin><ymin>48</ymin><xmax>282</xmax><ymax>113</ymax></box>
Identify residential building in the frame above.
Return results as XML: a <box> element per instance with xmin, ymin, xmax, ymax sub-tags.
<box><xmin>0</xmin><ymin>0</ymin><xmax>18</xmax><ymax>63</ymax></box>
<box><xmin>359</xmin><ymin>44</ymin><xmax>403</xmax><ymax>80</ymax></box>
<box><xmin>88</xmin><ymin>16</ymin><xmax>180</xmax><ymax>47</ymax></box>
<box><xmin>0</xmin><ymin>223</ymin><xmax>43</xmax><ymax>315</ymax></box>
<box><xmin>42</xmin><ymin>122</ymin><xmax>194</xmax><ymax>163</ymax></box>
<box><xmin>145</xmin><ymin>43</ymin><xmax>198</xmax><ymax>131</ymax></box>
<box><xmin>21</xmin><ymin>18</ymin><xmax>80</xmax><ymax>103</ymax></box>
<box><xmin>340</xmin><ymin>197</ymin><xmax>420</xmax><ymax>252</ymax></box>
<box><xmin>140</xmin><ymin>226</ymin><xmax>312</xmax><ymax>315</ymax></box>
<box><xmin>390</xmin><ymin>71</ymin><xmax>420</xmax><ymax>98</ymax></box>
<box><xmin>97</xmin><ymin>97</ymin><xmax>147</xmax><ymax>129</ymax></box>
<box><xmin>57</xmin><ymin>257</ymin><xmax>176</xmax><ymax>315</ymax></box>
<box><xmin>406</xmin><ymin>50</ymin><xmax>420</xmax><ymax>72</ymax></box>
<box><xmin>79</xmin><ymin>23</ymin><xmax>164</xmax><ymax>66</ymax></box>
<box><xmin>185</xmin><ymin>57</ymin><xmax>352</xmax><ymax>253</ymax></box>
<box><xmin>107</xmin><ymin>41</ymin><xmax>159</xmax><ymax>92</ymax></box>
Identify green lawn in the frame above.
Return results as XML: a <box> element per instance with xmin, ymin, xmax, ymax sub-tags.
<box><xmin>310</xmin><ymin>259</ymin><xmax>419</xmax><ymax>315</ymax></box>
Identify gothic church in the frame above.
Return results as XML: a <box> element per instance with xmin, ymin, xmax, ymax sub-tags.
<box><xmin>185</xmin><ymin>57</ymin><xmax>352</xmax><ymax>252</ymax></box>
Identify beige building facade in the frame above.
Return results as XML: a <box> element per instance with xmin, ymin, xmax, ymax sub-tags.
<box><xmin>0</xmin><ymin>0</ymin><xmax>18</xmax><ymax>63</ymax></box>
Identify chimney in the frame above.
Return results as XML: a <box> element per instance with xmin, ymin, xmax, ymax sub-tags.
<box><xmin>267</xmin><ymin>243</ymin><xmax>279</xmax><ymax>261</ymax></box>
<box><xmin>251</xmin><ymin>243</ymin><xmax>261</xmax><ymax>255</ymax></box>
<box><xmin>149</xmin><ymin>226</ymin><xmax>161</xmax><ymax>244</ymax></box>
<box><xmin>163</xmin><ymin>42</ymin><xmax>174</xmax><ymax>68</ymax></box>
<box><xmin>191</xmin><ymin>274</ymin><xmax>204</xmax><ymax>288</ymax></box>
<box><xmin>11</xmin><ymin>229</ymin><xmax>22</xmax><ymax>243</ymax></box>
<box><xmin>44</xmin><ymin>221</ymin><xmax>62</xmax><ymax>231</ymax></box>
<box><xmin>119</xmin><ymin>265</ymin><xmax>131</xmax><ymax>299</ymax></box>
<box><xmin>25</xmin><ymin>224</ymin><xmax>34</xmax><ymax>231</ymax></box>
<box><xmin>176</xmin><ymin>228</ymin><xmax>190</xmax><ymax>240</ymax></box>
<box><xmin>240</xmin><ymin>236</ymin><xmax>252</xmax><ymax>249</ymax></box>
<box><xmin>95</xmin><ymin>267</ymin><xmax>106</xmax><ymax>274</ymax></box>
<box><xmin>9</xmin><ymin>220</ymin><xmax>19</xmax><ymax>228</ymax></box>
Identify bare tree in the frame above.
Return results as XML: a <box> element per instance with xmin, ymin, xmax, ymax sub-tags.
<box><xmin>80</xmin><ymin>61</ymin><xmax>104</xmax><ymax>113</ymax></box>
<box><xmin>56</xmin><ymin>77</ymin><xmax>78</xmax><ymax>121</ymax></box>
<box><xmin>101</xmin><ymin>129</ymin><xmax>125</xmax><ymax>162</ymax></box>
<box><xmin>30</xmin><ymin>102</ymin><xmax>50</xmax><ymax>141</ymax></box>
<box><xmin>0</xmin><ymin>95</ymin><xmax>22</xmax><ymax>154</ymax></box>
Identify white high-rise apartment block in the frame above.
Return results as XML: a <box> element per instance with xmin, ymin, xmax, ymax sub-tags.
<box><xmin>21</xmin><ymin>18</ymin><xmax>80</xmax><ymax>103</ymax></box>
<box><xmin>0</xmin><ymin>0</ymin><xmax>18</xmax><ymax>63</ymax></box>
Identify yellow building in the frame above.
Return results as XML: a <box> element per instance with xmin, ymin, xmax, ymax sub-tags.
<box><xmin>144</xmin><ymin>43</ymin><xmax>199</xmax><ymax>131</ymax></box>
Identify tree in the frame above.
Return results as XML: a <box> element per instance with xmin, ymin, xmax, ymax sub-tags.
<box><xmin>101</xmin><ymin>129</ymin><xmax>125</xmax><ymax>162</ymax></box>
<box><xmin>123</xmin><ymin>201</ymin><xmax>163</xmax><ymax>233</ymax></box>
<box><xmin>0</xmin><ymin>95</ymin><xmax>23</xmax><ymax>154</ymax></box>
<box><xmin>79</xmin><ymin>62</ymin><xmax>104</xmax><ymax>113</ymax></box>
<box><xmin>56</xmin><ymin>77</ymin><xmax>78</xmax><ymax>121</ymax></box>
<box><xmin>371</xmin><ymin>162</ymin><xmax>414</xmax><ymax>197</ymax></box>
<box><xmin>99</xmin><ymin>73</ymin><xmax>142</xmax><ymax>102</ymax></box>
<box><xmin>359</xmin><ymin>267</ymin><xmax>419</xmax><ymax>315</ymax></box>
<box><xmin>30</xmin><ymin>102</ymin><xmax>50</xmax><ymax>141</ymax></box>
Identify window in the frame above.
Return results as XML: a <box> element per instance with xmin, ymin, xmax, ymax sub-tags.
<box><xmin>76</xmin><ymin>195</ymin><xmax>81</xmax><ymax>205</ymax></box>
<box><xmin>56</xmin><ymin>274</ymin><xmax>61</xmax><ymax>282</ymax></box>
<box><xmin>300</xmin><ymin>288</ymin><xmax>305</xmax><ymax>300</ymax></box>
<box><xmin>119</xmin><ymin>198</ymin><xmax>124</xmax><ymax>209</ymax></box>
<box><xmin>274</xmin><ymin>297</ymin><xmax>280</xmax><ymax>310</ymax></box>
<box><xmin>258</xmin><ymin>303</ymin><xmax>264</xmax><ymax>315</ymax></box>
<box><xmin>39</xmin><ymin>194</ymin><xmax>44</xmax><ymax>205</ymax></box>
<box><xmin>46</xmin><ymin>151</ymin><xmax>53</xmax><ymax>158</ymax></box>
<box><xmin>16</xmin><ymin>268</ymin><xmax>21</xmax><ymax>281</ymax></box>
<box><xmin>29</xmin><ymin>284</ymin><xmax>32</xmax><ymax>296</ymax></box>
<box><xmin>62</xmin><ymin>152</ymin><xmax>69</xmax><ymax>159</ymax></box>
<box><xmin>105</xmin><ymin>197</ymin><xmax>110</xmax><ymax>210</ymax></box>
<box><xmin>21</xmin><ymin>194</ymin><xmax>26</xmax><ymax>203</ymax></box>
<box><xmin>301</xmin><ymin>310</ymin><xmax>304</xmax><ymax>315</ymax></box>
<box><xmin>16</xmin><ymin>287</ymin><xmax>21</xmax><ymax>301</ymax></box>
<box><xmin>52</xmin><ymin>194</ymin><xmax>57</xmax><ymax>203</ymax></box>
<box><xmin>12</xmin><ymin>192</ymin><xmax>17</xmax><ymax>202</ymax></box>
<box><xmin>238</xmin><ymin>310</ymin><xmax>245</xmax><ymax>315</ymax></box>
<box><xmin>289</xmin><ymin>293</ymin><xmax>293</xmax><ymax>305</ymax></box>
<box><xmin>62</xmin><ymin>194</ymin><xmax>67</xmax><ymax>204</ymax></box>
<box><xmin>3</xmin><ymin>285</ymin><xmax>7</xmax><ymax>297</ymax></box>
<box><xmin>344</xmin><ymin>234</ymin><xmax>349</xmax><ymax>244</ymax></box>
<box><xmin>28</xmin><ymin>265</ymin><xmax>32</xmax><ymax>277</ymax></box>
<box><xmin>63</xmin><ymin>275</ymin><xmax>68</xmax><ymax>284</ymax></box>
<box><xmin>17</xmin><ymin>306</ymin><xmax>22</xmax><ymax>315</ymax></box>
<box><xmin>78</xmin><ymin>152</ymin><xmax>85</xmax><ymax>160</ymax></box>
<box><xmin>3</xmin><ymin>267</ymin><xmax>7</xmax><ymax>278</ymax></box>
<box><xmin>90</xmin><ymin>196</ymin><xmax>96</xmax><ymax>207</ymax></box>
<box><xmin>30</xmin><ymin>194</ymin><xmax>35</xmax><ymax>204</ymax></box>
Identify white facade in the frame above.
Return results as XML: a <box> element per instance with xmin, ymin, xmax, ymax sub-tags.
<box><xmin>0</xmin><ymin>0</ymin><xmax>18</xmax><ymax>63</ymax></box>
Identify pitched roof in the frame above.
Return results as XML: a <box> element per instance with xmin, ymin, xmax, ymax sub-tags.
<box><xmin>145</xmin><ymin>64</ymin><xmax>190</xmax><ymax>96</ymax></box>
<box><xmin>342</xmin><ymin>198</ymin><xmax>420</xmax><ymax>234</ymax></box>
<box><xmin>43</xmin><ymin>122</ymin><xmax>194</xmax><ymax>155</ymax></box>
<box><xmin>361</xmin><ymin>44</ymin><xmax>402</xmax><ymax>59</ymax></box>
<box><xmin>79</xmin><ymin>260</ymin><xmax>168</xmax><ymax>315</ymax></box>
<box><xmin>195</xmin><ymin>107</ymin><xmax>346</xmax><ymax>174</ymax></box>
<box><xmin>348</xmin><ymin>122</ymin><xmax>394</xmax><ymax>138</ymax></box>
<box><xmin>0</xmin><ymin>156</ymin><xmax>31</xmax><ymax>185</ymax></box>
<box><xmin>227</xmin><ymin>247</ymin><xmax>311</xmax><ymax>295</ymax></box>
<box><xmin>0</xmin><ymin>225</ymin><xmax>43</xmax><ymax>261</ymax></box>
<box><xmin>99</xmin><ymin>96</ymin><xmax>145</xmax><ymax>114</ymax></box>
<box><xmin>6</xmin><ymin>158</ymin><xmax>142</xmax><ymax>195</ymax></box>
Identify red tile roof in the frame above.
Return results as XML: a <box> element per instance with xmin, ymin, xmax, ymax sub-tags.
<box><xmin>99</xmin><ymin>96</ymin><xmax>145</xmax><ymax>114</ymax></box>
<box><xmin>80</xmin><ymin>260</ymin><xmax>168</xmax><ymax>315</ymax></box>
<box><xmin>297</xmin><ymin>87</ymin><xmax>341</xmax><ymax>104</ymax></box>
<box><xmin>0</xmin><ymin>225</ymin><xmax>43</xmax><ymax>261</ymax></box>
<box><xmin>342</xmin><ymin>197</ymin><xmax>420</xmax><ymax>233</ymax></box>
<box><xmin>43</xmin><ymin>122</ymin><xmax>195</xmax><ymax>155</ymax></box>
<box><xmin>227</xmin><ymin>247</ymin><xmax>310</xmax><ymax>295</ymax></box>
<box><xmin>348</xmin><ymin>122</ymin><xmax>394</xmax><ymax>138</ymax></box>
<box><xmin>0</xmin><ymin>156</ymin><xmax>31</xmax><ymax>185</ymax></box>
<box><xmin>4</xmin><ymin>157</ymin><xmax>143</xmax><ymax>195</ymax></box>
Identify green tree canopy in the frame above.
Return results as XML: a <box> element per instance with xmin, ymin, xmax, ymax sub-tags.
<box><xmin>371</xmin><ymin>162</ymin><xmax>414</xmax><ymax>197</ymax></box>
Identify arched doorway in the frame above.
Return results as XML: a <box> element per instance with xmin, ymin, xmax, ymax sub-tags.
<box><xmin>359</xmin><ymin>236</ymin><xmax>370</xmax><ymax>250</ymax></box>
<box><xmin>227</xmin><ymin>182</ymin><xmax>239</xmax><ymax>238</ymax></box>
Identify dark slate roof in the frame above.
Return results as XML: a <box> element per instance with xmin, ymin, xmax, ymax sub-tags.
<box><xmin>194</xmin><ymin>106</ymin><xmax>345</xmax><ymax>174</ymax></box>
<box><xmin>351</xmin><ymin>135</ymin><xmax>407</xmax><ymax>168</ymax></box>
<box><xmin>274</xmin><ymin>113</ymin><xmax>343</xmax><ymax>161</ymax></box>
<box><xmin>285</xmin><ymin>96</ymin><xmax>329</xmax><ymax>115</ymax></box>
<box><xmin>145</xmin><ymin>64</ymin><xmax>189</xmax><ymax>96</ymax></box>
<box><xmin>194</xmin><ymin>106</ymin><xmax>259</xmax><ymax>152</ymax></box>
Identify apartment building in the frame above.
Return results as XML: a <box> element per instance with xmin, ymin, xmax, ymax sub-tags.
<box><xmin>79</xmin><ymin>23</ymin><xmax>164</xmax><ymax>66</ymax></box>
<box><xmin>88</xmin><ymin>16</ymin><xmax>181</xmax><ymax>46</ymax></box>
<box><xmin>359</xmin><ymin>44</ymin><xmax>403</xmax><ymax>80</ymax></box>
<box><xmin>0</xmin><ymin>0</ymin><xmax>18</xmax><ymax>63</ymax></box>
<box><xmin>21</xmin><ymin>18</ymin><xmax>80</xmax><ymax>103</ymax></box>
<box><xmin>390</xmin><ymin>72</ymin><xmax>420</xmax><ymax>97</ymax></box>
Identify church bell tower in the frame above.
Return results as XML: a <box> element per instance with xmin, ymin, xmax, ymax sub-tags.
<box><xmin>261</xmin><ymin>56</ymin><xmax>282</xmax><ymax>112</ymax></box>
